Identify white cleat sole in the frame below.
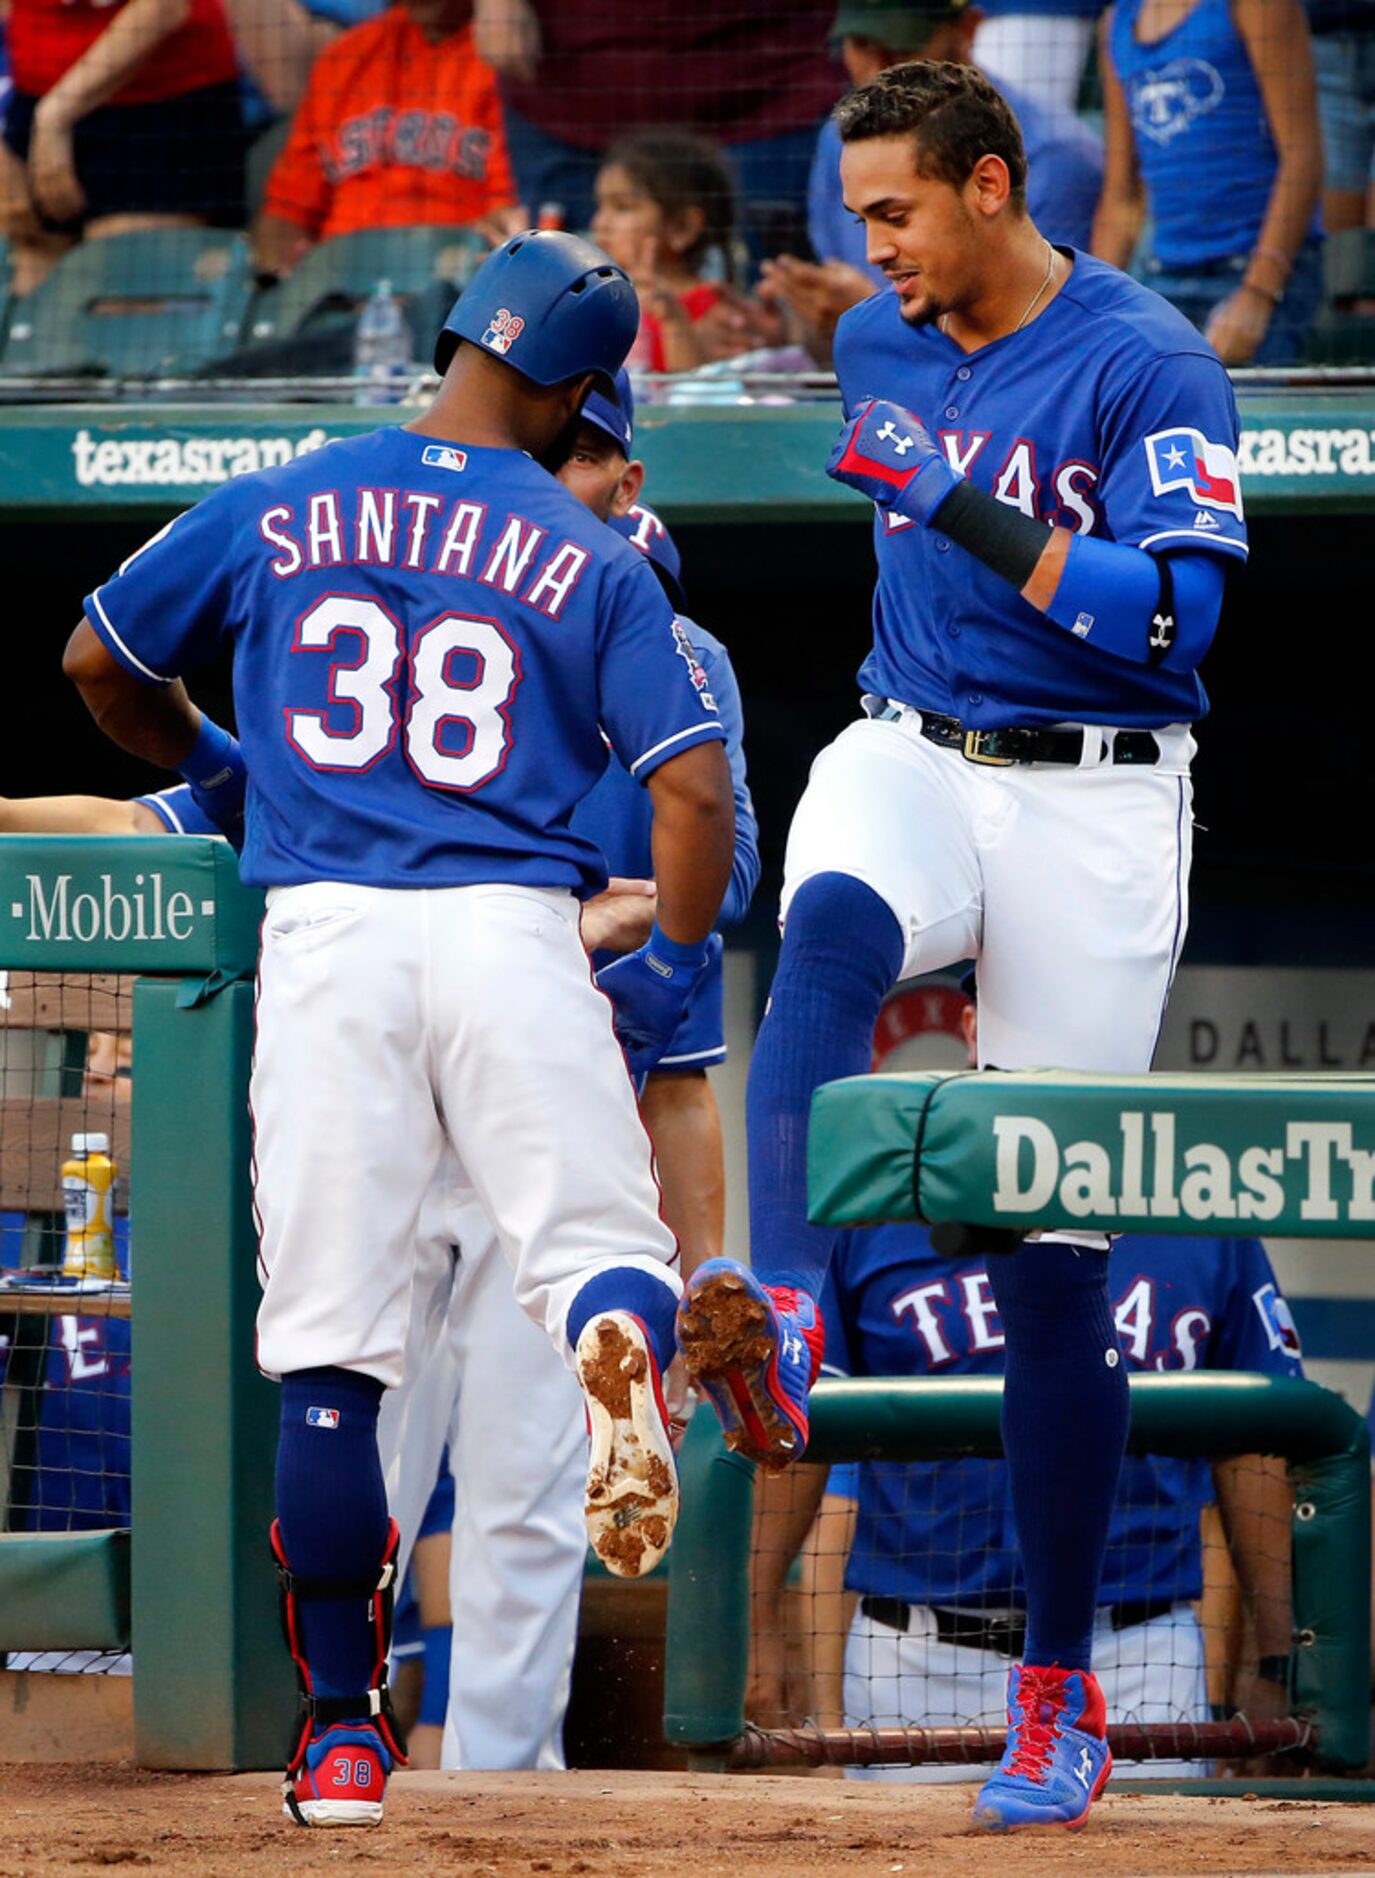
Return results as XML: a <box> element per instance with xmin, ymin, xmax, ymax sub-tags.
<box><xmin>576</xmin><ymin>1311</ymin><xmax>678</xmax><ymax>1579</ymax></box>
<box><xmin>284</xmin><ymin>1798</ymin><xmax>384</xmax><ymax>1827</ymax></box>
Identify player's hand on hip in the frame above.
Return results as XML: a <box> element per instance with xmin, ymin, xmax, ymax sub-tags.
<box><xmin>826</xmin><ymin>398</ymin><xmax>961</xmax><ymax>526</ymax></box>
<box><xmin>595</xmin><ymin>921</ymin><xmax>708</xmax><ymax>1079</ymax></box>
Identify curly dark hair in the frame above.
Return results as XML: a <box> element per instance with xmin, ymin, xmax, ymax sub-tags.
<box><xmin>602</xmin><ymin>130</ymin><xmax>738</xmax><ymax>276</ymax></box>
<box><xmin>834</xmin><ymin>60</ymin><xmax>1028</xmax><ymax>213</ymax></box>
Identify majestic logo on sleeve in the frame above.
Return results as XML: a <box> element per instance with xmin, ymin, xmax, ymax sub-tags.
<box><xmin>1145</xmin><ymin>427</ymin><xmax>1243</xmax><ymax>516</ymax></box>
<box><xmin>481</xmin><ymin>308</ymin><xmax>525</xmax><ymax>356</ymax></box>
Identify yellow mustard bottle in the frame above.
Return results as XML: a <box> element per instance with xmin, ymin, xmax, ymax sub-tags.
<box><xmin>61</xmin><ymin>1132</ymin><xmax>118</xmax><ymax>1281</ymax></box>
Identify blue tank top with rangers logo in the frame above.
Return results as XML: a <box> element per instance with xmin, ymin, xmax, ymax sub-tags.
<box><xmin>1110</xmin><ymin>0</ymin><xmax>1320</xmax><ymax>267</ymax></box>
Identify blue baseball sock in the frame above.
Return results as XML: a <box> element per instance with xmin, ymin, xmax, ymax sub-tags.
<box><xmin>747</xmin><ymin>873</ymin><xmax>904</xmax><ymax>1297</ymax></box>
<box><xmin>565</xmin><ymin>1266</ymin><xmax>679</xmax><ymax>1375</ymax></box>
<box><xmin>276</xmin><ymin>1365</ymin><xmax>389</xmax><ymax>1705</ymax></box>
<box><xmin>986</xmin><ymin>1242</ymin><xmax>1129</xmax><ymax>1672</ymax></box>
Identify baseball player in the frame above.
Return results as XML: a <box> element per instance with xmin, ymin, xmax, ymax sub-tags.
<box><xmin>750</xmin><ymin>983</ymin><xmax>1302</xmax><ymax>1784</ymax></box>
<box><xmin>376</xmin><ymin>392</ymin><xmax>760</xmax><ymax>1772</ymax></box>
<box><xmin>62</xmin><ymin>228</ymin><xmax>735</xmax><ymax>1828</ymax></box>
<box><xmin>676</xmin><ymin>61</ymin><xmax>1246</xmax><ymax>1831</ymax></box>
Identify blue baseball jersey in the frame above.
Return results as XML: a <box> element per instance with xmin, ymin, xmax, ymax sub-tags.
<box><xmin>573</xmin><ymin>617</ymin><xmax>759</xmax><ymax>1070</ymax></box>
<box><xmin>809</xmin><ymin>87</ymin><xmax>1104</xmax><ymax>278</ymax></box>
<box><xmin>0</xmin><ymin>1311</ymin><xmax>131</xmax><ymax>1533</ymax></box>
<box><xmin>818</xmin><ymin>1227</ymin><xmax>1302</xmax><ymax>1607</ymax></box>
<box><xmin>133</xmin><ymin>783</ymin><xmax>220</xmax><ymax>836</ymax></box>
<box><xmin>85</xmin><ymin>429</ymin><xmax>726</xmax><ymax>895</ymax></box>
<box><xmin>833</xmin><ymin>251</ymin><xmax>1247</xmax><ymax>730</ymax></box>
<box><xmin>1110</xmin><ymin>0</ymin><xmax>1322</xmax><ymax>269</ymax></box>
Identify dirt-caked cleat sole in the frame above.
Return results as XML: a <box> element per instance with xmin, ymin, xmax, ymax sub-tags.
<box><xmin>576</xmin><ymin>1310</ymin><xmax>678</xmax><ymax>1578</ymax></box>
<box><xmin>674</xmin><ymin>1259</ymin><xmax>812</xmax><ymax>1471</ymax></box>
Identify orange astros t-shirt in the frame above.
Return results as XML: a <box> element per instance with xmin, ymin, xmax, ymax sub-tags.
<box><xmin>263</xmin><ymin>13</ymin><xmax>515</xmax><ymax>241</ymax></box>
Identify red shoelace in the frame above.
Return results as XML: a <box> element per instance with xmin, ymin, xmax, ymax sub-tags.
<box><xmin>1006</xmin><ymin>1669</ymin><xmax>1069</xmax><ymax>1783</ymax></box>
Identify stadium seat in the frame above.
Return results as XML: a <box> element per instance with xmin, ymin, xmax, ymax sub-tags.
<box><xmin>0</xmin><ymin>228</ymin><xmax>253</xmax><ymax>379</ymax></box>
<box><xmin>244</xmin><ymin>225</ymin><xmax>489</xmax><ymax>347</ymax></box>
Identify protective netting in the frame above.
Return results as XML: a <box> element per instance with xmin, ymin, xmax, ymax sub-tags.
<box><xmin>0</xmin><ymin>969</ymin><xmax>132</xmax><ymax>1677</ymax></box>
<box><xmin>746</xmin><ymin>1448</ymin><xmax>1305</xmax><ymax>1776</ymax></box>
<box><xmin>0</xmin><ymin>1</ymin><xmax>1368</xmax><ymax>389</ymax></box>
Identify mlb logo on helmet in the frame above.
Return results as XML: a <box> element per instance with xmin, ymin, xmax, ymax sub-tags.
<box><xmin>482</xmin><ymin>308</ymin><xmax>526</xmax><ymax>356</ymax></box>
<box><xmin>306</xmin><ymin>1406</ymin><xmax>340</xmax><ymax>1429</ymax></box>
<box><xmin>1144</xmin><ymin>426</ymin><xmax>1243</xmax><ymax>516</ymax></box>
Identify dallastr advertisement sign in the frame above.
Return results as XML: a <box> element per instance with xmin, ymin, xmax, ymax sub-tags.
<box><xmin>809</xmin><ymin>1068</ymin><xmax>1375</xmax><ymax>1240</ymax></box>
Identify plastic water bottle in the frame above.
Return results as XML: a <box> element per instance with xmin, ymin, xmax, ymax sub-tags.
<box><xmin>61</xmin><ymin>1132</ymin><xmax>118</xmax><ymax>1281</ymax></box>
<box><xmin>353</xmin><ymin>279</ymin><xmax>412</xmax><ymax>406</ymax></box>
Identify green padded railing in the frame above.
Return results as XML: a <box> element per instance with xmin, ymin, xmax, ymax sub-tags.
<box><xmin>663</xmin><ymin>1374</ymin><xmax>1372</xmax><ymax>1771</ymax></box>
<box><xmin>0</xmin><ymin>836</ymin><xmax>291</xmax><ymax>1767</ymax></box>
<box><xmin>810</xmin><ymin>1068</ymin><xmax>1375</xmax><ymax>1237</ymax></box>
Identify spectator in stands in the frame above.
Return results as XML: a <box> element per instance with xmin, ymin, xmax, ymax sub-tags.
<box><xmin>590</xmin><ymin>132</ymin><xmax>753</xmax><ymax>374</ymax></box>
<box><xmin>1308</xmin><ymin>1</ymin><xmax>1375</xmax><ymax>247</ymax></box>
<box><xmin>1092</xmin><ymin>0</ymin><xmax>1323</xmax><ymax>364</ymax></box>
<box><xmin>762</xmin><ymin>1</ymin><xmax>1105</xmax><ymax>363</ymax></box>
<box><xmin>0</xmin><ymin>0</ymin><xmax>247</xmax><ymax>297</ymax></box>
<box><xmin>252</xmin><ymin>0</ymin><xmax>519</xmax><ymax>283</ymax></box>
<box><xmin>225</xmin><ymin>0</ymin><xmax>379</xmax><ymax>119</ymax></box>
<box><xmin>749</xmin><ymin>975</ymin><xmax>1302</xmax><ymax>1782</ymax></box>
<box><xmin>471</xmin><ymin>0</ymin><xmax>837</xmax><ymax>265</ymax></box>
<box><xmin>975</xmin><ymin>0</ymin><xmax>1107</xmax><ymax>113</ymax></box>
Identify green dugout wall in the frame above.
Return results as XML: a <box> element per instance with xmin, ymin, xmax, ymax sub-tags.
<box><xmin>0</xmin><ymin>837</ymin><xmax>291</xmax><ymax>1768</ymax></box>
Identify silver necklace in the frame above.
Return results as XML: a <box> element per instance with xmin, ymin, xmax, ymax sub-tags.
<box><xmin>1015</xmin><ymin>239</ymin><xmax>1057</xmax><ymax>330</ymax></box>
<box><xmin>940</xmin><ymin>239</ymin><xmax>1056</xmax><ymax>338</ymax></box>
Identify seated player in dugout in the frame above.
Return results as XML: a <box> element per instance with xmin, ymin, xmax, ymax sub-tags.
<box><xmin>748</xmin><ymin>972</ymin><xmax>1303</xmax><ymax>1782</ymax></box>
<box><xmin>252</xmin><ymin>0</ymin><xmax>523</xmax><ymax>283</ymax></box>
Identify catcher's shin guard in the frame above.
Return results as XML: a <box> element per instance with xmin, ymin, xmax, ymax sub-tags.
<box><xmin>272</xmin><ymin>1517</ymin><xmax>408</xmax><ymax>1826</ymax></box>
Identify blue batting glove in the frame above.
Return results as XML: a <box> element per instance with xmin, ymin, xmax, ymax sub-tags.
<box><xmin>596</xmin><ymin>922</ymin><xmax>709</xmax><ymax>1079</ymax></box>
<box><xmin>178</xmin><ymin>714</ymin><xmax>247</xmax><ymax>852</ymax></box>
<box><xmin>826</xmin><ymin>398</ymin><xmax>962</xmax><ymax>527</ymax></box>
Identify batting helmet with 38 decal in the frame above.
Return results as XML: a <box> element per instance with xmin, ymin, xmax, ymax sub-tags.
<box><xmin>433</xmin><ymin>229</ymin><xmax>640</xmax><ymax>392</ymax></box>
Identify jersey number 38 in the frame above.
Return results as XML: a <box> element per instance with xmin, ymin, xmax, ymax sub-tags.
<box><xmin>285</xmin><ymin>594</ymin><xmax>519</xmax><ymax>792</ymax></box>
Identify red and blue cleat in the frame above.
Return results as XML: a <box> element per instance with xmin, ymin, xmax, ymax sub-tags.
<box><xmin>971</xmin><ymin>1664</ymin><xmax>1112</xmax><ymax>1832</ymax></box>
<box><xmin>284</xmin><ymin>1720</ymin><xmax>395</xmax><ymax>1828</ymax></box>
<box><xmin>675</xmin><ymin>1258</ymin><xmax>824</xmax><ymax>1470</ymax></box>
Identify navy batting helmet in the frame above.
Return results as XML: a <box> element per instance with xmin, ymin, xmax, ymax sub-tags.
<box><xmin>433</xmin><ymin>230</ymin><xmax>640</xmax><ymax>390</ymax></box>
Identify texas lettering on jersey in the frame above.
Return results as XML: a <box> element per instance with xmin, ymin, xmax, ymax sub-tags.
<box><xmin>888</xmin><ymin>1261</ymin><xmax>1290</xmax><ymax>1373</ymax></box>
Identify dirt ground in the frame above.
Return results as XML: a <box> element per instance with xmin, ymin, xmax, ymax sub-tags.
<box><xmin>2</xmin><ymin>1766</ymin><xmax>1373</xmax><ymax>1878</ymax></box>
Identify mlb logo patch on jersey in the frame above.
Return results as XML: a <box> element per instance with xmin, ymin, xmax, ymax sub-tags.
<box><xmin>482</xmin><ymin>308</ymin><xmax>525</xmax><ymax>356</ymax></box>
<box><xmin>421</xmin><ymin>444</ymin><xmax>468</xmax><ymax>473</ymax></box>
<box><xmin>306</xmin><ymin>1406</ymin><xmax>340</xmax><ymax>1429</ymax></box>
<box><xmin>1144</xmin><ymin>427</ymin><xmax>1243</xmax><ymax>516</ymax></box>
<box><xmin>1251</xmin><ymin>1282</ymin><xmax>1302</xmax><ymax>1357</ymax></box>
<box><xmin>670</xmin><ymin>619</ymin><xmax>716</xmax><ymax>711</ymax></box>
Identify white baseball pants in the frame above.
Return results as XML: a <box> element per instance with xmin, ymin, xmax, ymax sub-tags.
<box><xmin>781</xmin><ymin>715</ymin><xmax>1195</xmax><ymax>1075</ymax></box>
<box><xmin>252</xmin><ymin>880</ymin><xmax>679</xmax><ymax>1385</ymax></box>
<box><xmin>376</xmin><ymin>1186</ymin><xmax>587</xmax><ymax>1770</ymax></box>
<box><xmin>842</xmin><ymin>1600</ymin><xmax>1210</xmax><ymax>1783</ymax></box>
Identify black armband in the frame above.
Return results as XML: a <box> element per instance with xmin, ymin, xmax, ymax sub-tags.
<box><xmin>932</xmin><ymin>479</ymin><xmax>1050</xmax><ymax>591</ymax></box>
<box><xmin>1147</xmin><ymin>555</ymin><xmax>1177</xmax><ymax>667</ymax></box>
<box><xmin>1256</xmin><ymin>1653</ymin><xmax>1292</xmax><ymax>1687</ymax></box>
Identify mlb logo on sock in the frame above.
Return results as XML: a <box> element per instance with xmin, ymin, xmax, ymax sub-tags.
<box><xmin>306</xmin><ymin>1406</ymin><xmax>340</xmax><ymax>1429</ymax></box>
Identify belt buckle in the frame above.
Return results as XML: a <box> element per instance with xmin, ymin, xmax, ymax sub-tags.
<box><xmin>987</xmin><ymin>1616</ymin><xmax>1026</xmax><ymax>1659</ymax></box>
<box><xmin>962</xmin><ymin>729</ymin><xmax>1014</xmax><ymax>767</ymax></box>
